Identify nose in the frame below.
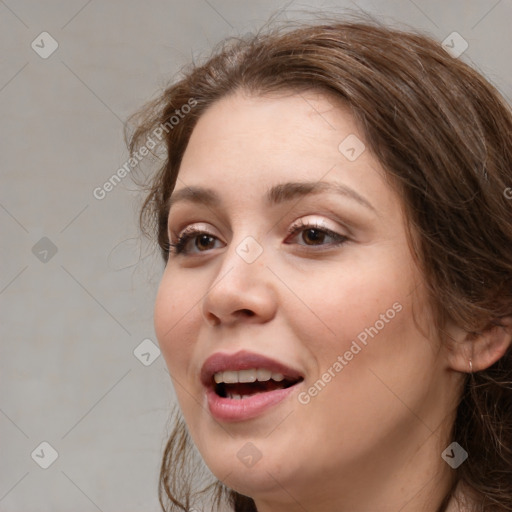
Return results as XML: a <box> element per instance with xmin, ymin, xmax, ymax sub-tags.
<box><xmin>201</xmin><ymin>240</ymin><xmax>278</xmax><ymax>327</ymax></box>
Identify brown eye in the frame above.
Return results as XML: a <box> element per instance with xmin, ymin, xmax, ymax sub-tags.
<box><xmin>301</xmin><ymin>229</ymin><xmax>327</xmax><ymax>245</ymax></box>
<box><xmin>285</xmin><ymin>221</ymin><xmax>348</xmax><ymax>250</ymax></box>
<box><xmin>169</xmin><ymin>228</ymin><xmax>223</xmax><ymax>256</ymax></box>
<box><xmin>196</xmin><ymin>234</ymin><xmax>216</xmax><ymax>251</ymax></box>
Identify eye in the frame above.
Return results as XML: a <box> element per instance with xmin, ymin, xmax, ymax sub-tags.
<box><xmin>168</xmin><ymin>226</ymin><xmax>224</xmax><ymax>256</ymax></box>
<box><xmin>285</xmin><ymin>219</ymin><xmax>348</xmax><ymax>248</ymax></box>
<box><xmin>168</xmin><ymin>219</ymin><xmax>348</xmax><ymax>257</ymax></box>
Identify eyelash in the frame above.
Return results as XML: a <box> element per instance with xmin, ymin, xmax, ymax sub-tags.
<box><xmin>168</xmin><ymin>220</ymin><xmax>348</xmax><ymax>256</ymax></box>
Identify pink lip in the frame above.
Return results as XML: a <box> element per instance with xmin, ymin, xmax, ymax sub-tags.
<box><xmin>200</xmin><ymin>350</ymin><xmax>304</xmax><ymax>422</ymax></box>
<box><xmin>205</xmin><ymin>384</ymin><xmax>300</xmax><ymax>422</ymax></box>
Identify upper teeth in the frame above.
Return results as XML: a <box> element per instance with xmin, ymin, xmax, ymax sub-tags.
<box><xmin>213</xmin><ymin>368</ymin><xmax>285</xmax><ymax>384</ymax></box>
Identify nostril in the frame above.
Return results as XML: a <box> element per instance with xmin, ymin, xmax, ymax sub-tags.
<box><xmin>240</xmin><ymin>309</ymin><xmax>255</xmax><ymax>317</ymax></box>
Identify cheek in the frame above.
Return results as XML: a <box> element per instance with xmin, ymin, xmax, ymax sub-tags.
<box><xmin>154</xmin><ymin>270</ymin><xmax>201</xmax><ymax>375</ymax></box>
<box><xmin>299</xmin><ymin>260</ymin><xmax>434</xmax><ymax>422</ymax></box>
<box><xmin>291</xmin><ymin>249</ymin><xmax>416</xmax><ymax>360</ymax></box>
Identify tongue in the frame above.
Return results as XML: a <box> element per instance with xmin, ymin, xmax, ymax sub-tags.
<box><xmin>224</xmin><ymin>380</ymin><xmax>287</xmax><ymax>396</ymax></box>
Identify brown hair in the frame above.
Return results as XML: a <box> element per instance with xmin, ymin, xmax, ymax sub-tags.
<box><xmin>127</xmin><ymin>13</ymin><xmax>512</xmax><ymax>512</ymax></box>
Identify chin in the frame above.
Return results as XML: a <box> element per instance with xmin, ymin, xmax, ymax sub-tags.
<box><xmin>199</xmin><ymin>439</ymin><xmax>305</xmax><ymax>498</ymax></box>
<box><xmin>216</xmin><ymin>462</ymin><xmax>291</xmax><ymax>498</ymax></box>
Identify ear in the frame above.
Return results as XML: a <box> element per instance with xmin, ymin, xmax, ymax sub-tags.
<box><xmin>444</xmin><ymin>316</ymin><xmax>512</xmax><ymax>373</ymax></box>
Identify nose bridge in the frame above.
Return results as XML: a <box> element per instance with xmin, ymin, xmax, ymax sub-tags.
<box><xmin>202</xmin><ymin>232</ymin><xmax>275</xmax><ymax>324</ymax></box>
<box><xmin>213</xmin><ymin>232</ymin><xmax>267</xmax><ymax>293</ymax></box>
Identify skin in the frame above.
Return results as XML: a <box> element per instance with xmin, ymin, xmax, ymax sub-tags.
<box><xmin>153</xmin><ymin>90</ymin><xmax>511</xmax><ymax>512</ymax></box>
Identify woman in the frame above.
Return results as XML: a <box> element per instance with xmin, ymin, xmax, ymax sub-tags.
<box><xmin>127</xmin><ymin>15</ymin><xmax>512</xmax><ymax>512</ymax></box>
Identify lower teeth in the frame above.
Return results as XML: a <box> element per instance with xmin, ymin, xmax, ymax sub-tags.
<box><xmin>227</xmin><ymin>392</ymin><xmax>263</xmax><ymax>400</ymax></box>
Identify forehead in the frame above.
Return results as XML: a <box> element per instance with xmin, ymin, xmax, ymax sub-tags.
<box><xmin>183</xmin><ymin>89</ymin><xmax>356</xmax><ymax>159</ymax></box>
<box><xmin>177</xmin><ymin>90</ymin><xmax>389</xmax><ymax>208</ymax></box>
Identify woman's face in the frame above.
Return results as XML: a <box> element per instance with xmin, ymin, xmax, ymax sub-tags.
<box><xmin>154</xmin><ymin>90</ymin><xmax>458</xmax><ymax>509</ymax></box>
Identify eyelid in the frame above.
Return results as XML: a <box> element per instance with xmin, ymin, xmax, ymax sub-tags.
<box><xmin>170</xmin><ymin>216</ymin><xmax>342</xmax><ymax>240</ymax></box>
<box><xmin>168</xmin><ymin>224</ymin><xmax>224</xmax><ymax>257</ymax></box>
<box><xmin>171</xmin><ymin>222</ymin><xmax>218</xmax><ymax>240</ymax></box>
<box><xmin>287</xmin><ymin>216</ymin><xmax>345</xmax><ymax>235</ymax></box>
<box><xmin>285</xmin><ymin>216</ymin><xmax>348</xmax><ymax>245</ymax></box>
<box><xmin>287</xmin><ymin>207</ymin><xmax>360</xmax><ymax>236</ymax></box>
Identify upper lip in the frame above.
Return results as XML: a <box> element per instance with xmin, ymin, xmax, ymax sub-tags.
<box><xmin>200</xmin><ymin>349</ymin><xmax>304</xmax><ymax>387</ymax></box>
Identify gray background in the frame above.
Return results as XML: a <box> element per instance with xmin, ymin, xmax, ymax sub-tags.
<box><xmin>1</xmin><ymin>1</ymin><xmax>510</xmax><ymax>511</ymax></box>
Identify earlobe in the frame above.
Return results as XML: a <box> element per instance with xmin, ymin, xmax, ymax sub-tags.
<box><xmin>445</xmin><ymin>316</ymin><xmax>512</xmax><ymax>373</ymax></box>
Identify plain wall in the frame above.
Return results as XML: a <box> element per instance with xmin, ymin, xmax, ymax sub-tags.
<box><xmin>1</xmin><ymin>0</ymin><xmax>511</xmax><ymax>510</ymax></box>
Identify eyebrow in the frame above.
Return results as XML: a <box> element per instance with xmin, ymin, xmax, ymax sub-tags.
<box><xmin>167</xmin><ymin>181</ymin><xmax>376</xmax><ymax>213</ymax></box>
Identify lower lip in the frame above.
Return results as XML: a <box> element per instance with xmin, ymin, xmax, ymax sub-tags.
<box><xmin>205</xmin><ymin>383</ymin><xmax>300</xmax><ymax>422</ymax></box>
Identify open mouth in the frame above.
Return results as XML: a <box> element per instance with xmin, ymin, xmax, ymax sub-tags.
<box><xmin>212</xmin><ymin>369</ymin><xmax>304</xmax><ymax>400</ymax></box>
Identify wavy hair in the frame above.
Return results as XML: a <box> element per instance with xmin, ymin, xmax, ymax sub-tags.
<box><xmin>127</xmin><ymin>13</ymin><xmax>512</xmax><ymax>512</ymax></box>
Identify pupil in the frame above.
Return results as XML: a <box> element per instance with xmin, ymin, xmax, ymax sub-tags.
<box><xmin>197</xmin><ymin>235</ymin><xmax>214</xmax><ymax>250</ymax></box>
<box><xmin>304</xmin><ymin>229</ymin><xmax>324</xmax><ymax>245</ymax></box>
